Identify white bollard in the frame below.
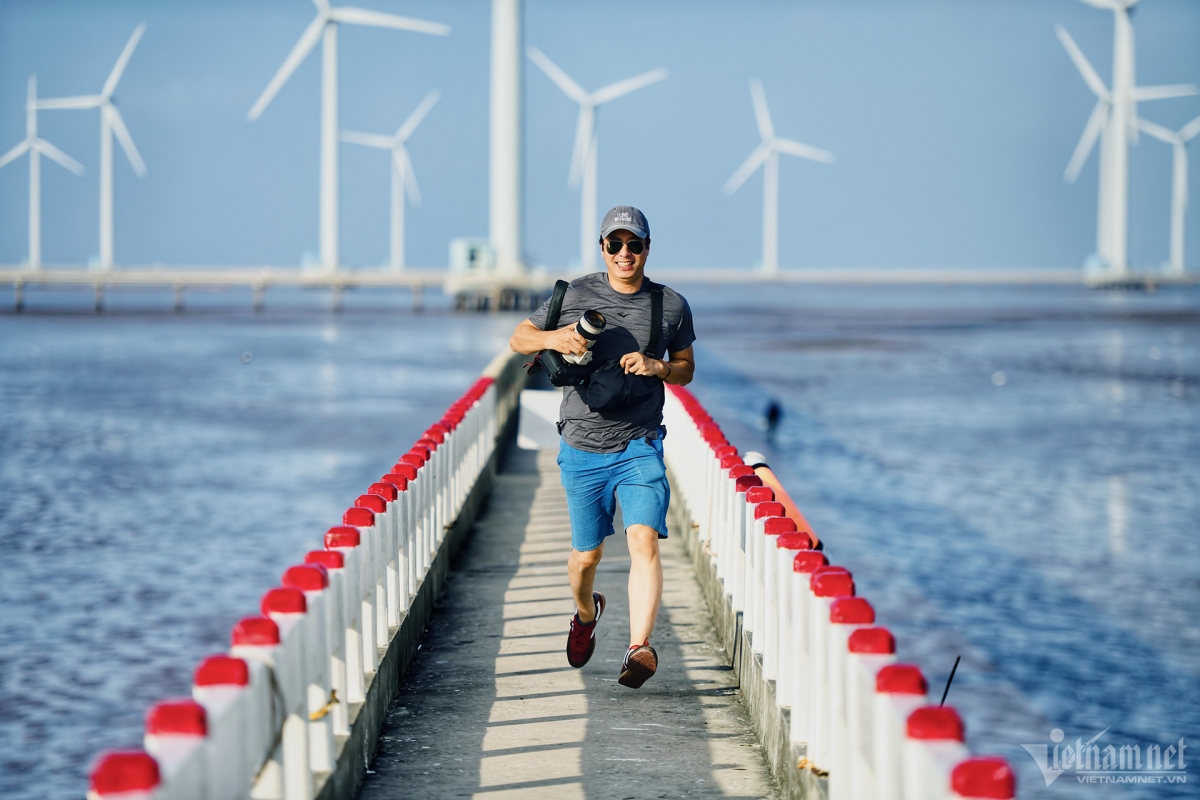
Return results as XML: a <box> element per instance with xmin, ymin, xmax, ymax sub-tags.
<box><xmin>842</xmin><ymin>627</ymin><xmax>896</xmax><ymax>800</ymax></box>
<box><xmin>367</xmin><ymin>481</ymin><xmax>404</xmax><ymax>626</ymax></box>
<box><xmin>193</xmin><ymin>654</ymin><xmax>264</xmax><ymax>800</ymax></box>
<box><xmin>281</xmin><ymin>564</ymin><xmax>336</xmax><ymax>777</ymax></box>
<box><xmin>825</xmin><ymin>597</ymin><xmax>875</xmax><ymax>800</ymax></box>
<box><xmin>788</xmin><ymin>550</ymin><xmax>829</xmax><ymax>752</ymax></box>
<box><xmin>806</xmin><ymin>566</ymin><xmax>855</xmax><ymax>773</ymax></box>
<box><xmin>386</xmin><ymin>465</ymin><xmax>419</xmax><ymax>598</ymax></box>
<box><xmin>727</xmin><ymin>465</ymin><xmax>759</xmax><ymax>614</ymax></box>
<box><xmin>88</xmin><ymin>751</ymin><xmax>161</xmax><ymax>800</ymax></box>
<box><xmin>343</xmin><ymin>505</ymin><xmax>386</xmax><ymax>659</ymax></box>
<box><xmin>743</xmin><ymin>498</ymin><xmax>782</xmax><ymax>639</ymax></box>
<box><xmin>349</xmin><ymin>498</ymin><xmax>389</xmax><ymax>652</ymax></box>
<box><xmin>143</xmin><ymin>700</ymin><xmax>207</xmax><ymax>800</ymax></box>
<box><xmin>254</xmin><ymin>590</ymin><xmax>313</xmax><ymax>800</ymax></box>
<box><xmin>755</xmin><ymin>514</ymin><xmax>796</xmax><ymax>678</ymax></box>
<box><xmin>303</xmin><ymin>550</ymin><xmax>350</xmax><ymax>737</ymax></box>
<box><xmin>397</xmin><ymin>451</ymin><xmax>430</xmax><ymax>573</ymax></box>
<box><xmin>323</xmin><ymin>526</ymin><xmax>370</xmax><ymax>705</ymax></box>
<box><xmin>949</xmin><ymin>757</ymin><xmax>1016</xmax><ymax>799</ymax></box>
<box><xmin>713</xmin><ymin>454</ymin><xmax>744</xmax><ymax>591</ymax></box>
<box><xmin>903</xmin><ymin>706</ymin><xmax>970</xmax><ymax>800</ymax></box>
<box><xmin>771</xmin><ymin>529</ymin><xmax>813</xmax><ymax>711</ymax></box>
<box><xmin>871</xmin><ymin>663</ymin><xmax>930</xmax><ymax>800</ymax></box>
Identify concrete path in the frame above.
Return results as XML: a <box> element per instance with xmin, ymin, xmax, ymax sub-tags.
<box><xmin>358</xmin><ymin>446</ymin><xmax>778</xmax><ymax>800</ymax></box>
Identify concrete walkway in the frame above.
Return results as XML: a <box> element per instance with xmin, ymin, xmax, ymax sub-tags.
<box><xmin>357</xmin><ymin>445</ymin><xmax>778</xmax><ymax>800</ymax></box>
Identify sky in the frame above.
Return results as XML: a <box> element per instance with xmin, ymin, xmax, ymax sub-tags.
<box><xmin>1</xmin><ymin>0</ymin><xmax>1199</xmax><ymax>272</ymax></box>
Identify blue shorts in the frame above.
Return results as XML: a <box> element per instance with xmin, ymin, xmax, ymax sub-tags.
<box><xmin>557</xmin><ymin>434</ymin><xmax>670</xmax><ymax>553</ymax></box>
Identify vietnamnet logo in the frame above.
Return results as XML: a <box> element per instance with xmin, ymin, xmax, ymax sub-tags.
<box><xmin>1021</xmin><ymin>728</ymin><xmax>1188</xmax><ymax>786</ymax></box>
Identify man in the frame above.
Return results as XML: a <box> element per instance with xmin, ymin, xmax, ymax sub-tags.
<box><xmin>509</xmin><ymin>206</ymin><xmax>695</xmax><ymax>688</ymax></box>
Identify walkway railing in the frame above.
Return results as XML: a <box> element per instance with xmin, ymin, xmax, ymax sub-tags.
<box><xmin>87</xmin><ymin>351</ymin><xmax>526</xmax><ymax>800</ymax></box>
<box><xmin>662</xmin><ymin>385</ymin><xmax>1018</xmax><ymax>800</ymax></box>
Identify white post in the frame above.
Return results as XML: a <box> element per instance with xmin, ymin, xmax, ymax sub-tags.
<box><xmin>391</xmin><ymin>156</ymin><xmax>406</xmax><ymax>271</ymax></box>
<box><xmin>581</xmin><ymin>132</ymin><xmax>598</xmax><ymax>270</ymax></box>
<box><xmin>29</xmin><ymin>138</ymin><xmax>41</xmax><ymax>270</ymax></box>
<box><xmin>320</xmin><ymin>24</ymin><xmax>339</xmax><ymax>272</ymax></box>
<box><xmin>99</xmin><ymin>109</ymin><xmax>114</xmax><ymax>270</ymax></box>
<box><xmin>762</xmin><ymin>149</ymin><xmax>779</xmax><ymax>275</ymax></box>
<box><xmin>1170</xmin><ymin>144</ymin><xmax>1187</xmax><ymax>275</ymax></box>
<box><xmin>489</xmin><ymin>0</ymin><xmax>523</xmax><ymax>275</ymax></box>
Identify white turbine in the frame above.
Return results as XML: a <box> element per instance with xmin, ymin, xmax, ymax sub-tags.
<box><xmin>723</xmin><ymin>79</ymin><xmax>834</xmax><ymax>276</ymax></box>
<box><xmin>37</xmin><ymin>23</ymin><xmax>147</xmax><ymax>271</ymax></box>
<box><xmin>1056</xmin><ymin>0</ymin><xmax>1196</xmax><ymax>276</ymax></box>
<box><xmin>0</xmin><ymin>76</ymin><xmax>85</xmax><ymax>270</ymax></box>
<box><xmin>527</xmin><ymin>47</ymin><xmax>667</xmax><ymax>270</ymax></box>
<box><xmin>341</xmin><ymin>90</ymin><xmax>440</xmax><ymax>272</ymax></box>
<box><xmin>248</xmin><ymin>0</ymin><xmax>449</xmax><ymax>272</ymax></box>
<box><xmin>1137</xmin><ymin>115</ymin><xmax>1200</xmax><ymax>276</ymax></box>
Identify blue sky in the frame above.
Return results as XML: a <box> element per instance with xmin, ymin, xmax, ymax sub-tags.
<box><xmin>1</xmin><ymin>0</ymin><xmax>1199</xmax><ymax>271</ymax></box>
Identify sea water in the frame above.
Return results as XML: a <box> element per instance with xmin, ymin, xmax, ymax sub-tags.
<box><xmin>1</xmin><ymin>283</ymin><xmax>1197</xmax><ymax>798</ymax></box>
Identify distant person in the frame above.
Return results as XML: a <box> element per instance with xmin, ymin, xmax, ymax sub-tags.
<box><xmin>764</xmin><ymin>399</ymin><xmax>782</xmax><ymax>443</ymax></box>
<box><xmin>508</xmin><ymin>206</ymin><xmax>696</xmax><ymax>688</ymax></box>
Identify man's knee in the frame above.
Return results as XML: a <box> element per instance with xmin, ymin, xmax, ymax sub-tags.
<box><xmin>570</xmin><ymin>545</ymin><xmax>604</xmax><ymax>572</ymax></box>
<box><xmin>626</xmin><ymin>524</ymin><xmax>661</xmax><ymax>558</ymax></box>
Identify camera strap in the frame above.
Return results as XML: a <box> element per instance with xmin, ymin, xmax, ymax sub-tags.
<box><xmin>645</xmin><ymin>280</ymin><xmax>664</xmax><ymax>358</ymax></box>
<box><xmin>525</xmin><ymin>280</ymin><xmax>571</xmax><ymax>376</ymax></box>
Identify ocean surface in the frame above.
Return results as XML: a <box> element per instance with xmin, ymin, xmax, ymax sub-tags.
<box><xmin>1</xmin><ymin>282</ymin><xmax>1197</xmax><ymax>798</ymax></box>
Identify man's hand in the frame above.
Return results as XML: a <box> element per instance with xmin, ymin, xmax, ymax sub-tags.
<box><xmin>546</xmin><ymin>324</ymin><xmax>588</xmax><ymax>357</ymax></box>
<box><xmin>620</xmin><ymin>352</ymin><xmax>666</xmax><ymax>378</ymax></box>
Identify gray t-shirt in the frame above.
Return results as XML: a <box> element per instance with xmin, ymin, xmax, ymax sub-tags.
<box><xmin>528</xmin><ymin>272</ymin><xmax>696</xmax><ymax>453</ymax></box>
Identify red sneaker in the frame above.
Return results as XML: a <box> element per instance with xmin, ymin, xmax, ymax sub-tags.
<box><xmin>565</xmin><ymin>592</ymin><xmax>606</xmax><ymax>668</ymax></box>
<box><xmin>618</xmin><ymin>641</ymin><xmax>658</xmax><ymax>688</ymax></box>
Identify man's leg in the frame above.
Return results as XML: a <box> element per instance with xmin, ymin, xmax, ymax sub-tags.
<box><xmin>568</xmin><ymin>543</ymin><xmax>605</xmax><ymax>622</ymax></box>
<box><xmin>626</xmin><ymin>524</ymin><xmax>663</xmax><ymax>645</ymax></box>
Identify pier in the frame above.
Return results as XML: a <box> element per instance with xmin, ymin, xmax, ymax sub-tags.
<box><xmin>84</xmin><ymin>350</ymin><xmax>1017</xmax><ymax>800</ymax></box>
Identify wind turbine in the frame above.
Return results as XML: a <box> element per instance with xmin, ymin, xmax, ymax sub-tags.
<box><xmin>527</xmin><ymin>47</ymin><xmax>668</xmax><ymax>270</ymax></box>
<box><xmin>341</xmin><ymin>91</ymin><xmax>440</xmax><ymax>271</ymax></box>
<box><xmin>1055</xmin><ymin>0</ymin><xmax>1195</xmax><ymax>276</ymax></box>
<box><xmin>723</xmin><ymin>79</ymin><xmax>834</xmax><ymax>276</ymax></box>
<box><xmin>248</xmin><ymin>0</ymin><xmax>449</xmax><ymax>272</ymax></box>
<box><xmin>37</xmin><ymin>23</ymin><xmax>147</xmax><ymax>271</ymax></box>
<box><xmin>1137</xmin><ymin>115</ymin><xmax>1200</xmax><ymax>276</ymax></box>
<box><xmin>0</xmin><ymin>76</ymin><xmax>85</xmax><ymax>269</ymax></box>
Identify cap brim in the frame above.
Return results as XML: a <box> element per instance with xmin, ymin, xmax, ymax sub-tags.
<box><xmin>600</xmin><ymin>224</ymin><xmax>648</xmax><ymax>240</ymax></box>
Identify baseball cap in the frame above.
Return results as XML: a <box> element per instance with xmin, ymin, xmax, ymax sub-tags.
<box><xmin>600</xmin><ymin>206</ymin><xmax>650</xmax><ymax>240</ymax></box>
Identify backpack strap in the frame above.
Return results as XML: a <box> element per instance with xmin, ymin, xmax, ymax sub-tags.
<box><xmin>644</xmin><ymin>279</ymin><xmax>664</xmax><ymax>357</ymax></box>
<box><xmin>542</xmin><ymin>280</ymin><xmax>569</xmax><ymax>331</ymax></box>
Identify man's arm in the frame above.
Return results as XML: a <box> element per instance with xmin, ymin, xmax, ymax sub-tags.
<box><xmin>509</xmin><ymin>319</ymin><xmax>589</xmax><ymax>357</ymax></box>
<box><xmin>618</xmin><ymin>346</ymin><xmax>695</xmax><ymax>386</ymax></box>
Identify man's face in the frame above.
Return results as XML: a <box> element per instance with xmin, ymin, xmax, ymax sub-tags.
<box><xmin>601</xmin><ymin>228</ymin><xmax>650</xmax><ymax>285</ymax></box>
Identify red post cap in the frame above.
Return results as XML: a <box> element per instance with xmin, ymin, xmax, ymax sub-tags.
<box><xmin>746</xmin><ymin>486</ymin><xmax>775</xmax><ymax>504</ymax></box>
<box><xmin>369</xmin><ymin>482</ymin><xmax>398</xmax><ymax>502</ymax></box>
<box><xmin>907</xmin><ymin>706</ymin><xmax>965</xmax><ymax>742</ymax></box>
<box><xmin>810</xmin><ymin>567</ymin><xmax>855</xmax><ymax>597</ymax></box>
<box><xmin>409</xmin><ymin>445</ymin><xmax>431</xmax><ymax>461</ymax></box>
<box><xmin>793</xmin><ymin>551</ymin><xmax>829</xmax><ymax>573</ymax></box>
<box><xmin>848</xmin><ymin>627</ymin><xmax>896</xmax><ymax>654</ymax></box>
<box><xmin>283</xmin><ymin>564</ymin><xmax>329</xmax><ymax>591</ymax></box>
<box><xmin>146</xmin><ymin>699</ymin><xmax>207</xmax><ymax>736</ymax></box>
<box><xmin>876</xmin><ymin>664</ymin><xmax>928</xmax><ymax>695</ymax></box>
<box><xmin>90</xmin><ymin>751</ymin><xmax>160</xmax><ymax>794</ymax></box>
<box><xmin>325</xmin><ymin>526</ymin><xmax>360</xmax><ymax>548</ymax></box>
<box><xmin>777</xmin><ymin>531</ymin><xmax>813</xmax><ymax>550</ymax></box>
<box><xmin>951</xmin><ymin>757</ymin><xmax>1016</xmax><ymax>799</ymax></box>
<box><xmin>261</xmin><ymin>587</ymin><xmax>306</xmax><ymax>615</ymax></box>
<box><xmin>764</xmin><ymin>517</ymin><xmax>798</xmax><ymax>536</ymax></box>
<box><xmin>380</xmin><ymin>473</ymin><xmax>409</xmax><ymax>491</ymax></box>
<box><xmin>719</xmin><ymin>454</ymin><xmax>743</xmax><ymax>470</ymax></box>
<box><xmin>416</xmin><ymin>437</ymin><xmax>439</xmax><ymax>452</ymax></box>
<box><xmin>231</xmin><ymin>616</ymin><xmax>280</xmax><ymax>647</ymax></box>
<box><xmin>715</xmin><ymin>445</ymin><xmax>739</xmax><ymax>460</ymax></box>
<box><xmin>306</xmin><ymin>550</ymin><xmax>345</xmax><ymax>570</ymax></box>
<box><xmin>729</xmin><ymin>465</ymin><xmax>755</xmax><ymax>480</ymax></box>
<box><xmin>754</xmin><ymin>501</ymin><xmax>786</xmax><ymax>519</ymax></box>
<box><xmin>194</xmin><ymin>655</ymin><xmax>250</xmax><ymax>687</ymax></box>
<box><xmin>400</xmin><ymin>452</ymin><xmax>425</xmax><ymax>469</ymax></box>
<box><xmin>343</xmin><ymin>507</ymin><xmax>375</xmax><ymax>527</ymax></box>
<box><xmin>355</xmin><ymin>494</ymin><xmax>386</xmax><ymax>513</ymax></box>
<box><xmin>390</xmin><ymin>464</ymin><xmax>418</xmax><ymax>481</ymax></box>
<box><xmin>734</xmin><ymin>475</ymin><xmax>763</xmax><ymax>493</ymax></box>
<box><xmin>830</xmin><ymin>596</ymin><xmax>875</xmax><ymax>624</ymax></box>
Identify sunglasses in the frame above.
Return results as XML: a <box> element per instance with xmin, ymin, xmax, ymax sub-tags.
<box><xmin>603</xmin><ymin>238</ymin><xmax>646</xmax><ymax>255</ymax></box>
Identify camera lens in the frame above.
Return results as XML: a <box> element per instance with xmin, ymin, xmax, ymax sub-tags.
<box><xmin>582</xmin><ymin>310</ymin><xmax>606</xmax><ymax>331</ymax></box>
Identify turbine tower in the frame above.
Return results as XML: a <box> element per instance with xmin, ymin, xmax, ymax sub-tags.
<box><xmin>248</xmin><ymin>0</ymin><xmax>449</xmax><ymax>272</ymax></box>
<box><xmin>0</xmin><ymin>76</ymin><xmax>85</xmax><ymax>269</ymax></box>
<box><xmin>37</xmin><ymin>23</ymin><xmax>147</xmax><ymax>271</ymax></box>
<box><xmin>1056</xmin><ymin>0</ymin><xmax>1195</xmax><ymax>276</ymax></box>
<box><xmin>527</xmin><ymin>47</ymin><xmax>667</xmax><ymax>270</ymax></box>
<box><xmin>1137</xmin><ymin>115</ymin><xmax>1200</xmax><ymax>276</ymax></box>
<box><xmin>489</xmin><ymin>0</ymin><xmax>524</xmax><ymax>276</ymax></box>
<box><xmin>341</xmin><ymin>91</ymin><xmax>440</xmax><ymax>271</ymax></box>
<box><xmin>723</xmin><ymin>79</ymin><xmax>834</xmax><ymax>276</ymax></box>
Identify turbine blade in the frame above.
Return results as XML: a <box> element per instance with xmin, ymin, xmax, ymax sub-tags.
<box><xmin>248</xmin><ymin>15</ymin><xmax>325</xmax><ymax>121</ymax></box>
<box><xmin>749</xmin><ymin>79</ymin><xmax>775</xmax><ymax>142</ymax></box>
<box><xmin>1055</xmin><ymin>26</ymin><xmax>1109</xmax><ymax>100</ymax></box>
<box><xmin>102</xmin><ymin>23</ymin><xmax>147</xmax><ymax>99</ymax></box>
<box><xmin>312</xmin><ymin>0</ymin><xmax>330</xmax><ymax>13</ymax></box>
<box><xmin>1078</xmin><ymin>0</ymin><xmax>1127</xmax><ymax>10</ymax></box>
<box><xmin>591</xmin><ymin>68</ymin><xmax>669</xmax><ymax>105</ymax></box>
<box><xmin>774</xmin><ymin>138</ymin><xmax>836</xmax><ymax>164</ymax></box>
<box><xmin>1135</xmin><ymin>117</ymin><xmax>1179</xmax><ymax>145</ymax></box>
<box><xmin>340</xmin><ymin>130</ymin><xmax>394</xmax><ymax>148</ymax></box>
<box><xmin>723</xmin><ymin>145</ymin><xmax>768</xmax><ymax>194</ymax></box>
<box><xmin>328</xmin><ymin>7</ymin><xmax>450</xmax><ymax>36</ymax></box>
<box><xmin>568</xmin><ymin>106</ymin><xmax>592</xmax><ymax>189</ymax></box>
<box><xmin>1131</xmin><ymin>84</ymin><xmax>1198</xmax><ymax>102</ymax></box>
<box><xmin>1065</xmin><ymin>101</ymin><xmax>1107</xmax><ymax>183</ymax></box>
<box><xmin>106</xmin><ymin>106</ymin><xmax>146</xmax><ymax>176</ymax></box>
<box><xmin>34</xmin><ymin>139</ymin><xmax>86</xmax><ymax>174</ymax></box>
<box><xmin>37</xmin><ymin>95</ymin><xmax>103</xmax><ymax>110</ymax></box>
<box><xmin>396</xmin><ymin>148</ymin><xmax>420</xmax><ymax>205</ymax></box>
<box><xmin>395</xmin><ymin>90</ymin><xmax>441</xmax><ymax>142</ymax></box>
<box><xmin>0</xmin><ymin>141</ymin><xmax>31</xmax><ymax>170</ymax></box>
<box><xmin>1180</xmin><ymin>115</ymin><xmax>1200</xmax><ymax>143</ymax></box>
<box><xmin>527</xmin><ymin>47</ymin><xmax>589</xmax><ymax>104</ymax></box>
